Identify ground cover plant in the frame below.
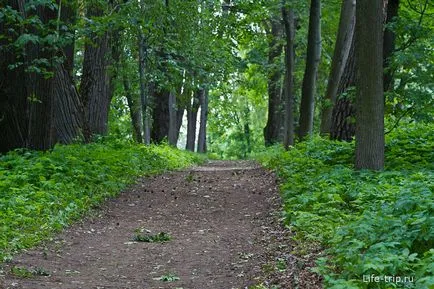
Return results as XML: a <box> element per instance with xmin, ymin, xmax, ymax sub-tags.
<box><xmin>0</xmin><ymin>140</ymin><xmax>202</xmax><ymax>262</ymax></box>
<box><xmin>257</xmin><ymin>123</ymin><xmax>434</xmax><ymax>288</ymax></box>
<box><xmin>133</xmin><ymin>231</ymin><xmax>172</xmax><ymax>243</ymax></box>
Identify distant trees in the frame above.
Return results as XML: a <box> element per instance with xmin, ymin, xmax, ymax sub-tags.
<box><xmin>258</xmin><ymin>0</ymin><xmax>387</xmax><ymax>168</ymax></box>
<box><xmin>0</xmin><ymin>0</ymin><xmax>233</xmax><ymax>153</ymax></box>
<box><xmin>1</xmin><ymin>0</ymin><xmax>430</xmax><ymax>162</ymax></box>
<box><xmin>204</xmin><ymin>0</ymin><xmax>431</xmax><ymax>161</ymax></box>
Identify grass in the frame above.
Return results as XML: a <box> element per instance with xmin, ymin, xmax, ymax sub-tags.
<box><xmin>256</xmin><ymin>122</ymin><xmax>434</xmax><ymax>289</ymax></box>
<box><xmin>0</xmin><ymin>139</ymin><xmax>203</xmax><ymax>262</ymax></box>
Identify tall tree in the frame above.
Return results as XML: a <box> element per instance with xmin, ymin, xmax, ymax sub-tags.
<box><xmin>0</xmin><ymin>0</ymin><xmax>82</xmax><ymax>152</ymax></box>
<box><xmin>121</xmin><ymin>44</ymin><xmax>143</xmax><ymax>143</ymax></box>
<box><xmin>79</xmin><ymin>2</ymin><xmax>111</xmax><ymax>140</ymax></box>
<box><xmin>151</xmin><ymin>88</ymin><xmax>170</xmax><ymax>143</ymax></box>
<box><xmin>197</xmin><ymin>88</ymin><xmax>208</xmax><ymax>153</ymax></box>
<box><xmin>281</xmin><ymin>3</ymin><xmax>296</xmax><ymax>149</ymax></box>
<box><xmin>383</xmin><ymin>0</ymin><xmax>400</xmax><ymax>92</ymax></box>
<box><xmin>168</xmin><ymin>90</ymin><xmax>178</xmax><ymax>146</ymax></box>
<box><xmin>149</xmin><ymin>0</ymin><xmax>180</xmax><ymax>144</ymax></box>
<box><xmin>264</xmin><ymin>17</ymin><xmax>283</xmax><ymax>146</ymax></box>
<box><xmin>52</xmin><ymin>65</ymin><xmax>84</xmax><ymax>144</ymax></box>
<box><xmin>137</xmin><ymin>16</ymin><xmax>151</xmax><ymax>144</ymax></box>
<box><xmin>298</xmin><ymin>0</ymin><xmax>321</xmax><ymax>139</ymax></box>
<box><xmin>330</xmin><ymin>39</ymin><xmax>356</xmax><ymax>142</ymax></box>
<box><xmin>355</xmin><ymin>0</ymin><xmax>385</xmax><ymax>170</ymax></box>
<box><xmin>186</xmin><ymin>89</ymin><xmax>200</xmax><ymax>151</ymax></box>
<box><xmin>320</xmin><ymin>0</ymin><xmax>356</xmax><ymax>135</ymax></box>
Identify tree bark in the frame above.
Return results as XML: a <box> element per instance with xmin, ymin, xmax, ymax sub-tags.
<box><xmin>186</xmin><ymin>90</ymin><xmax>200</xmax><ymax>151</ymax></box>
<box><xmin>0</xmin><ymin>1</ymin><xmax>29</xmax><ymax>152</ymax></box>
<box><xmin>151</xmin><ymin>88</ymin><xmax>170</xmax><ymax>143</ymax></box>
<box><xmin>282</xmin><ymin>5</ymin><xmax>296</xmax><ymax>149</ymax></box>
<box><xmin>320</xmin><ymin>0</ymin><xmax>355</xmax><ymax>135</ymax></box>
<box><xmin>1</xmin><ymin>0</ymin><xmax>82</xmax><ymax>152</ymax></box>
<box><xmin>383</xmin><ymin>0</ymin><xmax>399</xmax><ymax>91</ymax></box>
<box><xmin>122</xmin><ymin>75</ymin><xmax>143</xmax><ymax>143</ymax></box>
<box><xmin>243</xmin><ymin>107</ymin><xmax>252</xmax><ymax>157</ymax></box>
<box><xmin>298</xmin><ymin>0</ymin><xmax>321</xmax><ymax>139</ymax></box>
<box><xmin>175</xmin><ymin>106</ymin><xmax>184</xmax><ymax>145</ymax></box>
<box><xmin>60</xmin><ymin>1</ymin><xmax>77</xmax><ymax>76</ymax></box>
<box><xmin>168</xmin><ymin>91</ymin><xmax>178</xmax><ymax>146</ymax></box>
<box><xmin>264</xmin><ymin>18</ymin><xmax>283</xmax><ymax>146</ymax></box>
<box><xmin>52</xmin><ymin>65</ymin><xmax>83</xmax><ymax>144</ymax></box>
<box><xmin>330</xmin><ymin>38</ymin><xmax>356</xmax><ymax>142</ymax></box>
<box><xmin>197</xmin><ymin>88</ymin><xmax>208</xmax><ymax>153</ymax></box>
<box><xmin>79</xmin><ymin>4</ymin><xmax>111</xmax><ymax>141</ymax></box>
<box><xmin>138</xmin><ymin>31</ymin><xmax>151</xmax><ymax>144</ymax></box>
<box><xmin>355</xmin><ymin>0</ymin><xmax>385</xmax><ymax>170</ymax></box>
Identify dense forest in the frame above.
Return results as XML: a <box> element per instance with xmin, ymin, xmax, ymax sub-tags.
<box><xmin>0</xmin><ymin>0</ymin><xmax>433</xmax><ymax>288</ymax></box>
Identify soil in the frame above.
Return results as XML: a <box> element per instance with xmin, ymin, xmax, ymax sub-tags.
<box><xmin>0</xmin><ymin>161</ymin><xmax>321</xmax><ymax>289</ymax></box>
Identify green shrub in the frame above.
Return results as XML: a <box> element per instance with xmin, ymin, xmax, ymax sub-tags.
<box><xmin>0</xmin><ymin>140</ymin><xmax>203</xmax><ymax>261</ymax></box>
<box><xmin>257</xmin><ymin>123</ymin><xmax>434</xmax><ymax>288</ymax></box>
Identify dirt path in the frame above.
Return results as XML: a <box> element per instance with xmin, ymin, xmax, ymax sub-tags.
<box><xmin>1</xmin><ymin>161</ymin><xmax>320</xmax><ymax>289</ymax></box>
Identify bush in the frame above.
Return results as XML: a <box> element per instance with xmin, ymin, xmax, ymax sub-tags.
<box><xmin>257</xmin><ymin>123</ymin><xmax>434</xmax><ymax>288</ymax></box>
<box><xmin>0</xmin><ymin>140</ymin><xmax>203</xmax><ymax>261</ymax></box>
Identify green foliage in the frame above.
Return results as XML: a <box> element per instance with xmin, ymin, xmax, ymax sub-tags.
<box><xmin>257</xmin><ymin>123</ymin><xmax>434</xmax><ymax>288</ymax></box>
<box><xmin>0</xmin><ymin>141</ymin><xmax>202</xmax><ymax>262</ymax></box>
<box><xmin>385</xmin><ymin>1</ymin><xmax>434</xmax><ymax>122</ymax></box>
<box><xmin>0</xmin><ymin>1</ymin><xmax>74</xmax><ymax>77</ymax></box>
<box><xmin>133</xmin><ymin>232</ymin><xmax>172</xmax><ymax>243</ymax></box>
<box><xmin>208</xmin><ymin>64</ymin><xmax>268</xmax><ymax>159</ymax></box>
<box><xmin>153</xmin><ymin>273</ymin><xmax>180</xmax><ymax>282</ymax></box>
<box><xmin>10</xmin><ymin>266</ymin><xmax>50</xmax><ymax>278</ymax></box>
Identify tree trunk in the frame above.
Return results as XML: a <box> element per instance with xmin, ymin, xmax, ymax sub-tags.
<box><xmin>151</xmin><ymin>89</ymin><xmax>170</xmax><ymax>143</ymax></box>
<box><xmin>1</xmin><ymin>1</ymin><xmax>82</xmax><ymax>152</ymax></box>
<box><xmin>80</xmin><ymin>4</ymin><xmax>111</xmax><ymax>141</ymax></box>
<box><xmin>320</xmin><ymin>0</ymin><xmax>355</xmax><ymax>135</ymax></box>
<box><xmin>52</xmin><ymin>65</ymin><xmax>83</xmax><ymax>144</ymax></box>
<box><xmin>355</xmin><ymin>0</ymin><xmax>385</xmax><ymax>170</ymax></box>
<box><xmin>330</xmin><ymin>38</ymin><xmax>356</xmax><ymax>141</ymax></box>
<box><xmin>383</xmin><ymin>0</ymin><xmax>399</xmax><ymax>92</ymax></box>
<box><xmin>243</xmin><ymin>107</ymin><xmax>252</xmax><ymax>157</ymax></box>
<box><xmin>123</xmin><ymin>75</ymin><xmax>143</xmax><ymax>143</ymax></box>
<box><xmin>264</xmin><ymin>18</ymin><xmax>283</xmax><ymax>146</ymax></box>
<box><xmin>52</xmin><ymin>0</ymin><xmax>82</xmax><ymax>144</ymax></box>
<box><xmin>0</xmin><ymin>1</ymin><xmax>29</xmax><ymax>152</ymax></box>
<box><xmin>186</xmin><ymin>90</ymin><xmax>200</xmax><ymax>151</ymax></box>
<box><xmin>168</xmin><ymin>91</ymin><xmax>178</xmax><ymax>146</ymax></box>
<box><xmin>175</xmin><ymin>105</ymin><xmax>184</xmax><ymax>145</ymax></box>
<box><xmin>24</xmin><ymin>3</ymin><xmax>57</xmax><ymax>150</ymax></box>
<box><xmin>298</xmin><ymin>0</ymin><xmax>321</xmax><ymax>139</ymax></box>
<box><xmin>138</xmin><ymin>31</ymin><xmax>151</xmax><ymax>145</ymax></box>
<box><xmin>60</xmin><ymin>1</ymin><xmax>77</xmax><ymax>77</ymax></box>
<box><xmin>282</xmin><ymin>5</ymin><xmax>296</xmax><ymax>149</ymax></box>
<box><xmin>197</xmin><ymin>88</ymin><xmax>208</xmax><ymax>153</ymax></box>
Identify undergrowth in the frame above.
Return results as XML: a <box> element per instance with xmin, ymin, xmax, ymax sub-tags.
<box><xmin>256</xmin><ymin>123</ymin><xmax>433</xmax><ymax>289</ymax></box>
<box><xmin>0</xmin><ymin>140</ymin><xmax>203</xmax><ymax>262</ymax></box>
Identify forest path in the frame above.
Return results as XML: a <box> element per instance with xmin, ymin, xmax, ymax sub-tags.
<box><xmin>1</xmin><ymin>161</ymin><xmax>315</xmax><ymax>289</ymax></box>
